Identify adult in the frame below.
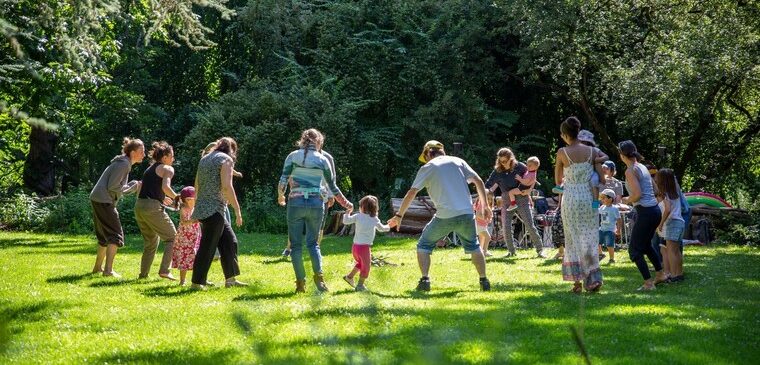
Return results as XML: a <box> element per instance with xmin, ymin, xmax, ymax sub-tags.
<box><xmin>554</xmin><ymin>117</ymin><xmax>603</xmax><ymax>293</ymax></box>
<box><xmin>135</xmin><ymin>141</ymin><xmax>179</xmax><ymax>280</ymax></box>
<box><xmin>599</xmin><ymin>161</ymin><xmax>624</xmax><ymax>204</ymax></box>
<box><xmin>89</xmin><ymin>138</ymin><xmax>145</xmax><ymax>278</ymax></box>
<box><xmin>389</xmin><ymin>140</ymin><xmax>492</xmax><ymax>292</ymax></box>
<box><xmin>484</xmin><ymin>148</ymin><xmax>545</xmax><ymax>258</ymax></box>
<box><xmin>619</xmin><ymin>140</ymin><xmax>668</xmax><ymax>291</ymax></box>
<box><xmin>191</xmin><ymin>137</ymin><xmax>246</xmax><ymax>289</ymax></box>
<box><xmin>278</xmin><ymin>129</ymin><xmax>353</xmax><ymax>293</ymax></box>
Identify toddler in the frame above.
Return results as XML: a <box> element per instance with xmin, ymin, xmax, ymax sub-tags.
<box><xmin>342</xmin><ymin>195</ymin><xmax>390</xmax><ymax>292</ymax></box>
<box><xmin>598</xmin><ymin>189</ymin><xmax>621</xmax><ymax>264</ymax></box>
<box><xmin>172</xmin><ymin>187</ymin><xmax>201</xmax><ymax>285</ymax></box>
<box><xmin>474</xmin><ymin>192</ymin><xmax>495</xmax><ymax>257</ymax></box>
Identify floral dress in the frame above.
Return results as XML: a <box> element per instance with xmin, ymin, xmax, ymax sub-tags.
<box><xmin>172</xmin><ymin>206</ymin><xmax>201</xmax><ymax>270</ymax></box>
<box><xmin>561</xmin><ymin>147</ymin><xmax>603</xmax><ymax>286</ymax></box>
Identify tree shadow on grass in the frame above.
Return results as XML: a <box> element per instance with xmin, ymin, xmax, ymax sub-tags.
<box><xmin>89</xmin><ymin>278</ymin><xmax>148</xmax><ymax>288</ymax></box>
<box><xmin>97</xmin><ymin>348</ymin><xmax>238</xmax><ymax>365</ymax></box>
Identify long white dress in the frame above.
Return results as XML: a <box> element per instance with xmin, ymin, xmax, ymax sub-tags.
<box><xmin>561</xmin><ymin>147</ymin><xmax>603</xmax><ymax>286</ymax></box>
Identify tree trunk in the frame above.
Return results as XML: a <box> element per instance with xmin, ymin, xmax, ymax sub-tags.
<box><xmin>23</xmin><ymin>126</ymin><xmax>58</xmax><ymax>196</ymax></box>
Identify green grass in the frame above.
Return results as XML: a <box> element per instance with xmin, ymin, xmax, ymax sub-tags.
<box><xmin>0</xmin><ymin>231</ymin><xmax>758</xmax><ymax>364</ymax></box>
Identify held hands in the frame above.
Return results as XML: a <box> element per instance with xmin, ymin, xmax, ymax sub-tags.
<box><xmin>387</xmin><ymin>215</ymin><xmax>402</xmax><ymax>230</ymax></box>
<box><xmin>480</xmin><ymin>205</ymin><xmax>493</xmax><ymax>222</ymax></box>
<box><xmin>163</xmin><ymin>196</ymin><xmax>174</xmax><ymax>206</ymax></box>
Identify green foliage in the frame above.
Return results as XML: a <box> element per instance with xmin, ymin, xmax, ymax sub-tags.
<box><xmin>0</xmin><ymin>193</ymin><xmax>50</xmax><ymax>230</ymax></box>
<box><xmin>241</xmin><ymin>185</ymin><xmax>287</xmax><ymax>233</ymax></box>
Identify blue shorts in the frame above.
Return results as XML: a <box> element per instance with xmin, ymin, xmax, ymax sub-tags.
<box><xmin>599</xmin><ymin>230</ymin><xmax>615</xmax><ymax>248</ymax></box>
<box><xmin>662</xmin><ymin>219</ymin><xmax>685</xmax><ymax>242</ymax></box>
<box><xmin>418</xmin><ymin>214</ymin><xmax>479</xmax><ymax>254</ymax></box>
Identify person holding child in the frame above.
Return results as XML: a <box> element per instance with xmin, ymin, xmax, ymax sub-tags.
<box><xmin>135</xmin><ymin>141</ymin><xmax>179</xmax><ymax>280</ymax></box>
<box><xmin>505</xmin><ymin>156</ymin><xmax>540</xmax><ymax>212</ymax></box>
<box><xmin>576</xmin><ymin>130</ymin><xmax>610</xmax><ymax>209</ymax></box>
<box><xmin>618</xmin><ymin>140</ymin><xmax>668</xmax><ymax>291</ymax></box>
<box><xmin>278</xmin><ymin>128</ymin><xmax>353</xmax><ymax>293</ymax></box>
<box><xmin>389</xmin><ymin>140</ymin><xmax>492</xmax><ymax>292</ymax></box>
<box><xmin>654</xmin><ymin>168</ymin><xmax>685</xmax><ymax>282</ymax></box>
<box><xmin>598</xmin><ymin>189</ymin><xmax>622</xmax><ymax>264</ymax></box>
<box><xmin>484</xmin><ymin>148</ymin><xmax>545</xmax><ymax>258</ymax></box>
<box><xmin>341</xmin><ymin>195</ymin><xmax>390</xmax><ymax>292</ymax></box>
<box><xmin>89</xmin><ymin>138</ymin><xmax>145</xmax><ymax>278</ymax></box>
<box><xmin>554</xmin><ymin>117</ymin><xmax>604</xmax><ymax>293</ymax></box>
<box><xmin>172</xmin><ymin>187</ymin><xmax>201</xmax><ymax>286</ymax></box>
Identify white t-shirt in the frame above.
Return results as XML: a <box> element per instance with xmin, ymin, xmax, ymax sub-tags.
<box><xmin>342</xmin><ymin>212</ymin><xmax>390</xmax><ymax>245</ymax></box>
<box><xmin>411</xmin><ymin>155</ymin><xmax>478</xmax><ymax>219</ymax></box>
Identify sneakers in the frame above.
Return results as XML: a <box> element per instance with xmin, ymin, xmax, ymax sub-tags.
<box><xmin>479</xmin><ymin>277</ymin><xmax>491</xmax><ymax>291</ymax></box>
<box><xmin>281</xmin><ymin>248</ymin><xmax>291</xmax><ymax>257</ymax></box>
<box><xmin>608</xmin><ymin>259</ymin><xmax>616</xmax><ymax>264</ymax></box>
<box><xmin>190</xmin><ymin>283</ymin><xmax>207</xmax><ymax>291</ymax></box>
<box><xmin>599</xmin><ymin>253</ymin><xmax>606</xmax><ymax>260</ymax></box>
<box><xmin>343</xmin><ymin>275</ymin><xmax>355</xmax><ymax>288</ymax></box>
<box><xmin>552</xmin><ymin>186</ymin><xmax>564</xmax><ymax>194</ymax></box>
<box><xmin>416</xmin><ymin>277</ymin><xmax>431</xmax><ymax>292</ymax></box>
<box><xmin>355</xmin><ymin>284</ymin><xmax>369</xmax><ymax>292</ymax></box>
<box><xmin>103</xmin><ymin>271</ymin><xmax>122</xmax><ymax>278</ymax></box>
<box><xmin>537</xmin><ymin>251</ymin><xmax>547</xmax><ymax>259</ymax></box>
<box><xmin>506</xmin><ymin>202</ymin><xmax>518</xmax><ymax>211</ymax></box>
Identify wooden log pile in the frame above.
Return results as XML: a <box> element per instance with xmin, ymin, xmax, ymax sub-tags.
<box><xmin>390</xmin><ymin>196</ymin><xmax>438</xmax><ymax>234</ymax></box>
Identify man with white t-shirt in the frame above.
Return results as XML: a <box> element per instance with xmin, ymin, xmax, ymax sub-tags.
<box><xmin>388</xmin><ymin>140</ymin><xmax>492</xmax><ymax>292</ymax></box>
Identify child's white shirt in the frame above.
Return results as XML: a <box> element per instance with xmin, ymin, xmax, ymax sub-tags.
<box><xmin>342</xmin><ymin>212</ymin><xmax>390</xmax><ymax>245</ymax></box>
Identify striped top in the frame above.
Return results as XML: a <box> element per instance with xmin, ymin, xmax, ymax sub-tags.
<box><xmin>279</xmin><ymin>147</ymin><xmax>347</xmax><ymax>206</ymax></box>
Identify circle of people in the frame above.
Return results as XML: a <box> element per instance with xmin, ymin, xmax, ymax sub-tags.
<box><xmin>89</xmin><ymin>117</ymin><xmax>689</xmax><ymax>293</ymax></box>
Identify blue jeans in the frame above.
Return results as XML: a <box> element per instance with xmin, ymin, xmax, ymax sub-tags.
<box><xmin>287</xmin><ymin>197</ymin><xmax>325</xmax><ymax>280</ymax></box>
<box><xmin>418</xmin><ymin>214</ymin><xmax>479</xmax><ymax>254</ymax></box>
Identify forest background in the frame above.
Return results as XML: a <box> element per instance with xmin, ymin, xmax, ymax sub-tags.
<box><xmin>1</xmin><ymin>0</ymin><xmax>758</xmax><ymax>236</ymax></box>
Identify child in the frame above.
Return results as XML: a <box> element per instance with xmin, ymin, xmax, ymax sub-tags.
<box><xmin>577</xmin><ymin>130</ymin><xmax>609</xmax><ymax>208</ymax></box>
<box><xmin>598</xmin><ymin>189</ymin><xmax>622</xmax><ymax>264</ymax></box>
<box><xmin>474</xmin><ymin>192</ymin><xmax>495</xmax><ymax>257</ymax></box>
<box><xmin>341</xmin><ymin>195</ymin><xmax>390</xmax><ymax>292</ymax></box>
<box><xmin>655</xmin><ymin>168</ymin><xmax>685</xmax><ymax>282</ymax></box>
<box><xmin>506</xmin><ymin>156</ymin><xmax>540</xmax><ymax>211</ymax></box>
<box><xmin>172</xmin><ymin>187</ymin><xmax>201</xmax><ymax>285</ymax></box>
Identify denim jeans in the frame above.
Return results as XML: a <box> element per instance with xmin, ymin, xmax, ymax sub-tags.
<box><xmin>287</xmin><ymin>196</ymin><xmax>325</xmax><ymax>280</ymax></box>
<box><xmin>417</xmin><ymin>214</ymin><xmax>479</xmax><ymax>254</ymax></box>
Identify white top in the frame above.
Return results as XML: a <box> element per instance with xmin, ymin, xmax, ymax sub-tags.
<box><xmin>342</xmin><ymin>212</ymin><xmax>390</xmax><ymax>245</ymax></box>
<box><xmin>662</xmin><ymin>197</ymin><xmax>684</xmax><ymax>223</ymax></box>
<box><xmin>411</xmin><ymin>155</ymin><xmax>478</xmax><ymax>219</ymax></box>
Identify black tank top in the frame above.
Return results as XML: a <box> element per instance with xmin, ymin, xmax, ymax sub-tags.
<box><xmin>138</xmin><ymin>163</ymin><xmax>165</xmax><ymax>201</ymax></box>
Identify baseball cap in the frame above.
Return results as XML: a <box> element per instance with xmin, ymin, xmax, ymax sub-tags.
<box><xmin>602</xmin><ymin>160</ymin><xmax>616</xmax><ymax>171</ymax></box>
<box><xmin>600</xmin><ymin>189</ymin><xmax>616</xmax><ymax>199</ymax></box>
<box><xmin>418</xmin><ymin>140</ymin><xmax>444</xmax><ymax>163</ymax></box>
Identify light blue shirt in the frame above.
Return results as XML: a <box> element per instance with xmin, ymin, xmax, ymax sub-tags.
<box><xmin>411</xmin><ymin>155</ymin><xmax>478</xmax><ymax>219</ymax></box>
<box><xmin>598</xmin><ymin>204</ymin><xmax>620</xmax><ymax>232</ymax></box>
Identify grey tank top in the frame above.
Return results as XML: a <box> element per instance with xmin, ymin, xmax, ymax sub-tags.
<box><xmin>626</xmin><ymin>163</ymin><xmax>658</xmax><ymax>208</ymax></box>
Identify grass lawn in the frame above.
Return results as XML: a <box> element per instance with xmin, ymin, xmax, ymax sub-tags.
<box><xmin>0</xmin><ymin>230</ymin><xmax>758</xmax><ymax>364</ymax></box>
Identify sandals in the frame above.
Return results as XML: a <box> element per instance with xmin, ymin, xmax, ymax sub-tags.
<box><xmin>570</xmin><ymin>283</ymin><xmax>583</xmax><ymax>294</ymax></box>
<box><xmin>343</xmin><ymin>275</ymin><xmax>355</xmax><ymax>288</ymax></box>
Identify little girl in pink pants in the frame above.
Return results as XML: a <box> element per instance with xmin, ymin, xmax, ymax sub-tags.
<box><xmin>342</xmin><ymin>195</ymin><xmax>390</xmax><ymax>292</ymax></box>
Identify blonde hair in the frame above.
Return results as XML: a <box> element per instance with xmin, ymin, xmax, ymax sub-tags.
<box><xmin>494</xmin><ymin>148</ymin><xmax>517</xmax><ymax>172</ymax></box>
<box><xmin>527</xmin><ymin>156</ymin><xmax>540</xmax><ymax>167</ymax></box>
<box><xmin>359</xmin><ymin>195</ymin><xmax>379</xmax><ymax>217</ymax></box>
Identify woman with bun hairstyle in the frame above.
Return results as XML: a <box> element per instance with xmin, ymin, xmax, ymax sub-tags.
<box><xmin>135</xmin><ymin>141</ymin><xmax>180</xmax><ymax>280</ymax></box>
<box><xmin>554</xmin><ymin>117</ymin><xmax>603</xmax><ymax>293</ymax></box>
<box><xmin>89</xmin><ymin>138</ymin><xmax>145</xmax><ymax>278</ymax></box>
